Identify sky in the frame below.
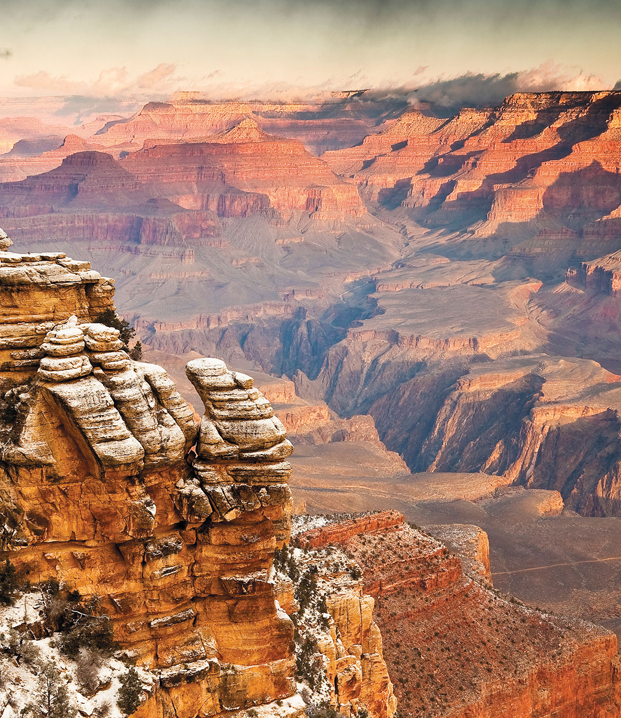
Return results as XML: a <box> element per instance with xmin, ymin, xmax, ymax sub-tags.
<box><xmin>0</xmin><ymin>0</ymin><xmax>620</xmax><ymax>105</ymax></box>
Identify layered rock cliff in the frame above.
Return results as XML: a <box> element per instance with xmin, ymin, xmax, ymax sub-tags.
<box><xmin>324</xmin><ymin>91</ymin><xmax>621</xmax><ymax>268</ymax></box>
<box><xmin>296</xmin><ymin>511</ymin><xmax>621</xmax><ymax>718</ymax></box>
<box><xmin>82</xmin><ymin>96</ymin><xmax>403</xmax><ymax>156</ymax></box>
<box><xmin>120</xmin><ymin>120</ymin><xmax>365</xmax><ymax>221</ymax></box>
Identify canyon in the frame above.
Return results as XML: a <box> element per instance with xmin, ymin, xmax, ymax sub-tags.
<box><xmin>4</xmin><ymin>239</ymin><xmax>610</xmax><ymax>718</ymax></box>
<box><xmin>4</xmin><ymin>87</ymin><xmax>621</xmax><ymax>714</ymax></box>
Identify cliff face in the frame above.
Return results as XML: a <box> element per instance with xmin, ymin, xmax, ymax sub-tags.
<box><xmin>324</xmin><ymin>91</ymin><xmax>621</xmax><ymax>266</ymax></box>
<box><xmin>364</xmin><ymin>355</ymin><xmax>621</xmax><ymax>517</ymax></box>
<box><xmin>0</xmin><ymin>239</ymin><xmax>300</xmax><ymax>717</ymax></box>
<box><xmin>297</xmin><ymin>512</ymin><xmax>621</xmax><ymax>718</ymax></box>
<box><xmin>568</xmin><ymin>249</ymin><xmax>621</xmax><ymax>296</ymax></box>
<box><xmin>0</xmin><ymin>134</ymin><xmax>117</xmax><ymax>184</ymax></box>
<box><xmin>120</xmin><ymin>120</ymin><xmax>365</xmax><ymax>221</ymax></box>
<box><xmin>0</xmin><ymin>119</ymin><xmax>378</xmax><ymax>288</ymax></box>
<box><xmin>277</xmin><ymin>521</ymin><xmax>398</xmax><ymax>718</ymax></box>
<box><xmin>82</xmin><ymin>97</ymin><xmax>404</xmax><ymax>156</ymax></box>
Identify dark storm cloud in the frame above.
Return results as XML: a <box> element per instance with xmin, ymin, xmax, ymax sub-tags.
<box><xmin>356</xmin><ymin>63</ymin><xmax>610</xmax><ymax>115</ymax></box>
<box><xmin>362</xmin><ymin>74</ymin><xmax>524</xmax><ymax>110</ymax></box>
<box><xmin>5</xmin><ymin>0</ymin><xmax>621</xmax><ymax>20</ymax></box>
<box><xmin>409</xmin><ymin>73</ymin><xmax>541</xmax><ymax>110</ymax></box>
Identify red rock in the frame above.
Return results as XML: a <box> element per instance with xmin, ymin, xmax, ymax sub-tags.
<box><xmin>303</xmin><ymin>513</ymin><xmax>621</xmax><ymax>717</ymax></box>
<box><xmin>87</xmin><ymin>96</ymin><xmax>402</xmax><ymax>156</ymax></box>
<box><xmin>121</xmin><ymin>120</ymin><xmax>366</xmax><ymax>220</ymax></box>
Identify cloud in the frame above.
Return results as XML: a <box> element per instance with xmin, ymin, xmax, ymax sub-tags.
<box><xmin>8</xmin><ymin>60</ymin><xmax>614</xmax><ymax>129</ymax></box>
<box><xmin>358</xmin><ymin>62</ymin><xmax>611</xmax><ymax>113</ymax></box>
<box><xmin>14</xmin><ymin>63</ymin><xmax>182</xmax><ymax>97</ymax></box>
<box><xmin>134</xmin><ymin>64</ymin><xmax>176</xmax><ymax>90</ymax></box>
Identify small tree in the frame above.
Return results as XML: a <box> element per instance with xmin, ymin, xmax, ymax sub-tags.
<box><xmin>56</xmin><ymin>595</ymin><xmax>118</xmax><ymax>659</ymax></box>
<box><xmin>0</xmin><ymin>558</ymin><xmax>19</xmax><ymax>605</ymax></box>
<box><xmin>95</xmin><ymin>310</ymin><xmax>141</xmax><ymax>359</ymax></box>
<box><xmin>117</xmin><ymin>666</ymin><xmax>144</xmax><ymax>716</ymax></box>
<box><xmin>95</xmin><ymin>309</ymin><xmax>137</xmax><ymax>351</ymax></box>
<box><xmin>129</xmin><ymin>341</ymin><xmax>142</xmax><ymax>361</ymax></box>
<box><xmin>23</xmin><ymin>660</ymin><xmax>77</xmax><ymax>718</ymax></box>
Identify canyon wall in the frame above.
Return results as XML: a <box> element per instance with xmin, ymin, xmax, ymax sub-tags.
<box><xmin>296</xmin><ymin>511</ymin><xmax>621</xmax><ymax>718</ymax></box>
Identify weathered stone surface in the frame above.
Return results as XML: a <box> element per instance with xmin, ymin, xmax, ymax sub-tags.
<box><xmin>0</xmin><ymin>227</ymin><xmax>11</xmax><ymax>251</ymax></box>
<box><xmin>297</xmin><ymin>511</ymin><xmax>621</xmax><ymax>718</ymax></box>
<box><xmin>285</xmin><ymin>525</ymin><xmax>397</xmax><ymax>718</ymax></box>
<box><xmin>0</xmin><ymin>249</ymin><xmax>305</xmax><ymax>718</ymax></box>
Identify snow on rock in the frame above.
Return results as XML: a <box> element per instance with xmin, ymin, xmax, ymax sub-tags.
<box><xmin>0</xmin><ymin>590</ymin><xmax>153</xmax><ymax>717</ymax></box>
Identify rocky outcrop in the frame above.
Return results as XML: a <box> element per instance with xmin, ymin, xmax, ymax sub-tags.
<box><xmin>0</xmin><ymin>134</ymin><xmax>114</xmax><ymax>184</ymax></box>
<box><xmin>568</xmin><ymin>249</ymin><xmax>621</xmax><ymax>296</ymax></box>
<box><xmin>253</xmin><ymin>376</ymin><xmax>408</xmax><ymax>476</ymax></box>
<box><xmin>296</xmin><ymin>511</ymin><xmax>404</xmax><ymax>550</ymax></box>
<box><xmin>0</xmin><ymin>237</ymin><xmax>307</xmax><ymax>717</ymax></box>
<box><xmin>424</xmin><ymin>524</ymin><xmax>492</xmax><ymax>584</ymax></box>
<box><xmin>283</xmin><ymin>518</ymin><xmax>398</xmax><ymax>717</ymax></box>
<box><xmin>323</xmin><ymin>91</ymin><xmax>621</xmax><ymax>268</ymax></box>
<box><xmin>297</xmin><ymin>512</ymin><xmax>621</xmax><ymax>718</ymax></box>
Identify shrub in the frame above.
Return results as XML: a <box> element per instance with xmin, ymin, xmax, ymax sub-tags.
<box><xmin>129</xmin><ymin>341</ymin><xmax>142</xmax><ymax>361</ymax></box>
<box><xmin>349</xmin><ymin>565</ymin><xmax>363</xmax><ymax>580</ymax></box>
<box><xmin>0</xmin><ymin>558</ymin><xmax>19</xmax><ymax>606</ymax></box>
<box><xmin>117</xmin><ymin>666</ymin><xmax>144</xmax><ymax>716</ymax></box>
<box><xmin>95</xmin><ymin>309</ymin><xmax>136</xmax><ymax>348</ymax></box>
<box><xmin>48</xmin><ymin>594</ymin><xmax>118</xmax><ymax>659</ymax></box>
<box><xmin>76</xmin><ymin>647</ymin><xmax>104</xmax><ymax>694</ymax></box>
<box><xmin>6</xmin><ymin>628</ymin><xmax>40</xmax><ymax>666</ymax></box>
<box><xmin>295</xmin><ymin>567</ymin><xmax>318</xmax><ymax>614</ymax></box>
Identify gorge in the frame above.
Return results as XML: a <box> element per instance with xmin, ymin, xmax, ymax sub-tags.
<box><xmin>3</xmin><ymin>86</ymin><xmax>621</xmax><ymax>716</ymax></box>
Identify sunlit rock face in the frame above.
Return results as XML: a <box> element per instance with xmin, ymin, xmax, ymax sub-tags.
<box><xmin>296</xmin><ymin>511</ymin><xmax>621</xmax><ymax>718</ymax></box>
<box><xmin>0</xmin><ymin>232</ymin><xmax>305</xmax><ymax>718</ymax></box>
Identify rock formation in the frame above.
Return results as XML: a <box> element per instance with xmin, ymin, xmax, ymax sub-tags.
<box><xmin>80</xmin><ymin>96</ymin><xmax>403</xmax><ymax>156</ymax></box>
<box><xmin>296</xmin><ymin>511</ymin><xmax>621</xmax><ymax>717</ymax></box>
<box><xmin>120</xmin><ymin>120</ymin><xmax>365</xmax><ymax>221</ymax></box>
<box><xmin>324</xmin><ymin>90</ymin><xmax>621</xmax><ymax>267</ymax></box>
<box><xmin>568</xmin><ymin>250</ymin><xmax>621</xmax><ymax>296</ymax></box>
<box><xmin>278</xmin><ymin>519</ymin><xmax>398</xmax><ymax>717</ymax></box>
